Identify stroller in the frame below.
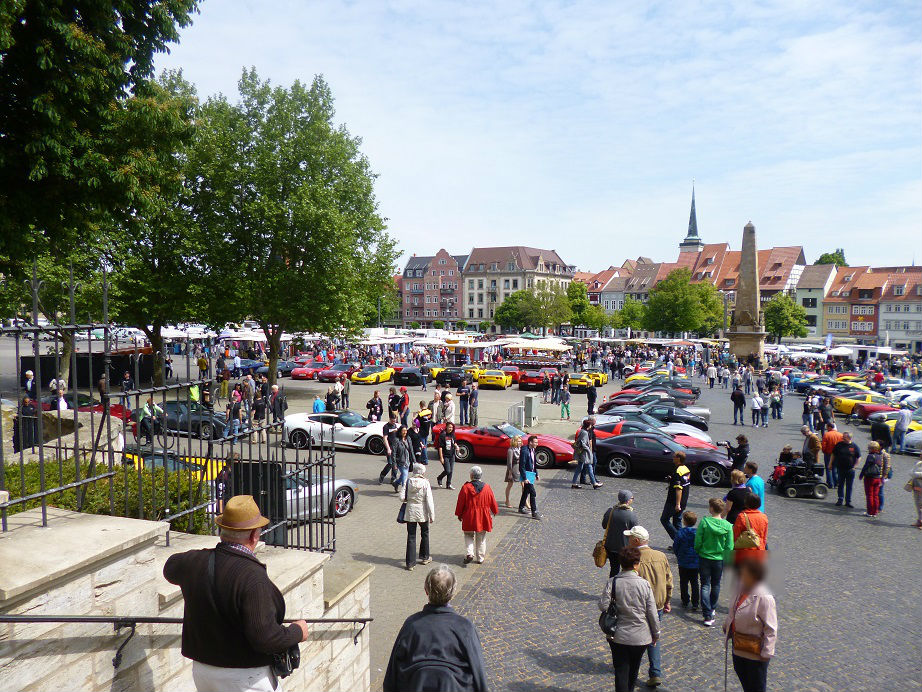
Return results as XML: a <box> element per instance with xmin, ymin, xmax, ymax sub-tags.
<box><xmin>768</xmin><ymin>451</ymin><xmax>828</xmax><ymax>499</ymax></box>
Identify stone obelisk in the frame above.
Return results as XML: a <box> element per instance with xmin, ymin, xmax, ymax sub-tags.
<box><xmin>727</xmin><ymin>221</ymin><xmax>766</xmax><ymax>365</ymax></box>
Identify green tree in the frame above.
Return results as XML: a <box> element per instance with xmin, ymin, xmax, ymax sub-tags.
<box><xmin>616</xmin><ymin>297</ymin><xmax>646</xmax><ymax>335</ymax></box>
<box><xmin>527</xmin><ymin>287</ymin><xmax>571</xmax><ymax>333</ymax></box>
<box><xmin>0</xmin><ymin>0</ymin><xmax>198</xmax><ymax>277</ymax></box>
<box><xmin>692</xmin><ymin>281</ymin><xmax>725</xmax><ymax>337</ymax></box>
<box><xmin>493</xmin><ymin>290</ymin><xmax>534</xmax><ymax>331</ymax></box>
<box><xmin>191</xmin><ymin>70</ymin><xmax>396</xmax><ymax>384</ymax></box>
<box><xmin>582</xmin><ymin>304</ymin><xmax>610</xmax><ymax>333</ymax></box>
<box><xmin>455</xmin><ymin>320</ymin><xmax>468</xmax><ymax>331</ymax></box>
<box><xmin>566</xmin><ymin>281</ymin><xmax>591</xmax><ymax>326</ymax></box>
<box><xmin>105</xmin><ymin>72</ymin><xmax>202</xmax><ymax>386</ymax></box>
<box><xmin>643</xmin><ymin>269</ymin><xmax>702</xmax><ymax>334</ymax></box>
<box><xmin>409</xmin><ymin>322</ymin><xmax>421</xmax><ymax>330</ymax></box>
<box><xmin>432</xmin><ymin>320</ymin><xmax>445</xmax><ymax>329</ymax></box>
<box><xmin>479</xmin><ymin>320</ymin><xmax>493</xmax><ymax>332</ymax></box>
<box><xmin>763</xmin><ymin>293</ymin><xmax>808</xmax><ymax>344</ymax></box>
<box><xmin>814</xmin><ymin>249</ymin><xmax>847</xmax><ymax>267</ymax></box>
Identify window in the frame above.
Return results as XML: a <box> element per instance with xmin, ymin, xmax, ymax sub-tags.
<box><xmin>440</xmin><ymin>270</ymin><xmax>445</xmax><ymax>275</ymax></box>
<box><xmin>490</xmin><ymin>262</ymin><xmax>498</xmax><ymax>271</ymax></box>
<box><xmin>507</xmin><ymin>261</ymin><xmax>515</xmax><ymax>271</ymax></box>
<box><xmin>806</xmin><ymin>315</ymin><xmax>817</xmax><ymax>327</ymax></box>
<box><xmin>477</xmin><ymin>308</ymin><xmax>484</xmax><ymax>318</ymax></box>
<box><xmin>503</xmin><ymin>279</ymin><xmax>510</xmax><ymax>289</ymax></box>
<box><xmin>405</xmin><ymin>310</ymin><xmax>410</xmax><ymax>316</ymax></box>
<box><xmin>477</xmin><ymin>279</ymin><xmax>484</xmax><ymax>289</ymax></box>
<box><xmin>903</xmin><ymin>322</ymin><xmax>911</xmax><ymax>330</ymax></box>
<box><xmin>894</xmin><ymin>285</ymin><xmax>904</xmax><ymax>296</ymax></box>
<box><xmin>802</xmin><ymin>297</ymin><xmax>817</xmax><ymax>308</ymax></box>
<box><xmin>468</xmin><ymin>294</ymin><xmax>474</xmax><ymax>304</ymax></box>
<box><xmin>468</xmin><ymin>309</ymin><xmax>474</xmax><ymax>318</ymax></box>
<box><xmin>858</xmin><ymin>289</ymin><xmax>874</xmax><ymax>299</ymax></box>
<box><xmin>468</xmin><ymin>279</ymin><xmax>474</xmax><ymax>289</ymax></box>
<box><xmin>416</xmin><ymin>270</ymin><xmax>423</xmax><ymax>277</ymax></box>
<box><xmin>478</xmin><ymin>264</ymin><xmax>484</xmax><ymax>271</ymax></box>
<box><xmin>448</xmin><ymin>270</ymin><xmax>454</xmax><ymax>276</ymax></box>
<box><xmin>512</xmin><ymin>279</ymin><xmax>519</xmax><ymax>289</ymax></box>
<box><xmin>438</xmin><ymin>258</ymin><xmax>447</xmax><ymax>265</ymax></box>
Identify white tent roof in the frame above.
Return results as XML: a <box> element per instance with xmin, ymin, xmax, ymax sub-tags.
<box><xmin>827</xmin><ymin>346</ymin><xmax>853</xmax><ymax>356</ymax></box>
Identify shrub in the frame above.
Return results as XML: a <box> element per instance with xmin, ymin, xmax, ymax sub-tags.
<box><xmin>3</xmin><ymin>458</ymin><xmax>212</xmax><ymax>535</ymax></box>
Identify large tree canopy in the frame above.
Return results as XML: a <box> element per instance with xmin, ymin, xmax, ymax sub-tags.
<box><xmin>0</xmin><ymin>0</ymin><xmax>198</xmax><ymax>275</ymax></box>
<box><xmin>643</xmin><ymin>268</ymin><xmax>723</xmax><ymax>336</ymax></box>
<box><xmin>191</xmin><ymin>70</ymin><xmax>397</xmax><ymax>382</ymax></box>
<box><xmin>763</xmin><ymin>293</ymin><xmax>808</xmax><ymax>344</ymax></box>
<box><xmin>814</xmin><ymin>249</ymin><xmax>847</xmax><ymax>267</ymax></box>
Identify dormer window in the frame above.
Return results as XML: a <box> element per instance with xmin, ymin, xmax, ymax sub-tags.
<box><xmin>843</xmin><ymin>274</ymin><xmax>853</xmax><ymax>282</ymax></box>
<box><xmin>894</xmin><ymin>285</ymin><xmax>905</xmax><ymax>296</ymax></box>
<box><xmin>704</xmin><ymin>257</ymin><xmax>714</xmax><ymax>265</ymax></box>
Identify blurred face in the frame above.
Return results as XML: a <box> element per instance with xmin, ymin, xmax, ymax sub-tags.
<box><xmin>740</xmin><ymin>564</ymin><xmax>759</xmax><ymax>591</ymax></box>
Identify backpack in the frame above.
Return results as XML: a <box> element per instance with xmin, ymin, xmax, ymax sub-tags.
<box><xmin>863</xmin><ymin>455</ymin><xmax>882</xmax><ymax>478</ymax></box>
<box><xmin>735</xmin><ymin>513</ymin><xmax>761</xmax><ymax>550</ymax></box>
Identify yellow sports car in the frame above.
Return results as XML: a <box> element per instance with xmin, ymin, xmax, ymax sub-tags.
<box><xmin>583</xmin><ymin>368</ymin><xmax>609</xmax><ymax>386</ymax></box>
<box><xmin>462</xmin><ymin>365</ymin><xmax>484</xmax><ymax>381</ymax></box>
<box><xmin>478</xmin><ymin>369</ymin><xmax>512</xmax><ymax>389</ymax></box>
<box><xmin>422</xmin><ymin>363</ymin><xmax>445</xmax><ymax>379</ymax></box>
<box><xmin>351</xmin><ymin>365</ymin><xmax>395</xmax><ymax>384</ymax></box>
<box><xmin>624</xmin><ymin>369</ymin><xmax>669</xmax><ymax>386</ymax></box>
<box><xmin>884</xmin><ymin>409</ymin><xmax>922</xmax><ymax>433</ymax></box>
<box><xmin>568</xmin><ymin>373</ymin><xmax>593</xmax><ymax>393</ymax></box>
<box><xmin>125</xmin><ymin>450</ymin><xmax>223</xmax><ymax>481</ymax></box>
<box><xmin>832</xmin><ymin>392</ymin><xmax>892</xmax><ymax>415</ymax></box>
<box><xmin>836</xmin><ymin>375</ymin><xmax>866</xmax><ymax>383</ymax></box>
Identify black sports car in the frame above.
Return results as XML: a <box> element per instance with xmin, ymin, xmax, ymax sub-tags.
<box><xmin>595</xmin><ymin>432</ymin><xmax>730</xmax><ymax>486</ymax></box>
<box><xmin>256</xmin><ymin>360</ymin><xmax>297</xmax><ymax>377</ymax></box>
<box><xmin>435</xmin><ymin>367</ymin><xmax>467</xmax><ymax>387</ymax></box>
<box><xmin>394</xmin><ymin>367</ymin><xmax>426</xmax><ymax>386</ymax></box>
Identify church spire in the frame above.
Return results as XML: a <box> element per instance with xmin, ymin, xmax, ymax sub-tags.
<box><xmin>679</xmin><ymin>181</ymin><xmax>704</xmax><ymax>253</ymax></box>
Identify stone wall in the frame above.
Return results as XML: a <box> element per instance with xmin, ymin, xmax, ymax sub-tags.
<box><xmin>0</xmin><ymin>508</ymin><xmax>372</xmax><ymax>692</ymax></box>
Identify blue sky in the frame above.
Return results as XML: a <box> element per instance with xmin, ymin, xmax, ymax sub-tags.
<box><xmin>157</xmin><ymin>0</ymin><xmax>922</xmax><ymax>270</ymax></box>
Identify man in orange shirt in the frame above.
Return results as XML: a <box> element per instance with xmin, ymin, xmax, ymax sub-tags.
<box><xmin>733</xmin><ymin>493</ymin><xmax>768</xmax><ymax>566</ymax></box>
<box><xmin>820</xmin><ymin>422</ymin><xmax>843</xmax><ymax>489</ymax></box>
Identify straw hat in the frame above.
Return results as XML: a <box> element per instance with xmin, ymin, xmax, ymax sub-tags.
<box><xmin>216</xmin><ymin>495</ymin><xmax>269</xmax><ymax>531</ymax></box>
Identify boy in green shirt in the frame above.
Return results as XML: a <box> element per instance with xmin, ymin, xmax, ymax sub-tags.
<box><xmin>694</xmin><ymin>497</ymin><xmax>734</xmax><ymax>626</ymax></box>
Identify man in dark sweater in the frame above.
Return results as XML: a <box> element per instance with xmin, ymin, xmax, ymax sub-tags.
<box><xmin>163</xmin><ymin>495</ymin><xmax>309</xmax><ymax>691</ymax></box>
<box><xmin>831</xmin><ymin>431</ymin><xmax>862</xmax><ymax>508</ymax></box>
<box><xmin>384</xmin><ymin>565</ymin><xmax>489</xmax><ymax>692</ymax></box>
<box><xmin>602</xmin><ymin>489</ymin><xmax>638</xmax><ymax>577</ymax></box>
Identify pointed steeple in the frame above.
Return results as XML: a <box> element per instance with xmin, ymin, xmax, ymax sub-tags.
<box><xmin>679</xmin><ymin>181</ymin><xmax>704</xmax><ymax>253</ymax></box>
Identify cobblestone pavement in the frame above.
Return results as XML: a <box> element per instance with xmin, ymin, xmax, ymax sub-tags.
<box><xmin>450</xmin><ymin>382</ymin><xmax>922</xmax><ymax>692</ymax></box>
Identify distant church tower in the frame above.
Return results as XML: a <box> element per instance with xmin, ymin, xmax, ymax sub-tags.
<box><xmin>679</xmin><ymin>183</ymin><xmax>704</xmax><ymax>254</ymax></box>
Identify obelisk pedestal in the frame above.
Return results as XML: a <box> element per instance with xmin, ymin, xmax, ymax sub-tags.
<box><xmin>726</xmin><ymin>221</ymin><xmax>767</xmax><ymax>366</ymax></box>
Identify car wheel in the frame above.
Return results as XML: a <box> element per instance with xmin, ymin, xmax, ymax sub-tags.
<box><xmin>366</xmin><ymin>436</ymin><xmax>386</xmax><ymax>455</ymax></box>
<box><xmin>534</xmin><ymin>446</ymin><xmax>555</xmax><ymax>469</ymax></box>
<box><xmin>331</xmin><ymin>487</ymin><xmax>354</xmax><ymax>518</ymax></box>
<box><xmin>289</xmin><ymin>429</ymin><xmax>310</xmax><ymax>450</ymax></box>
<box><xmin>199</xmin><ymin>422</ymin><xmax>213</xmax><ymax>440</ymax></box>
<box><xmin>812</xmin><ymin>483</ymin><xmax>828</xmax><ymax>500</ymax></box>
<box><xmin>455</xmin><ymin>441</ymin><xmax>474</xmax><ymax>462</ymax></box>
<box><xmin>605</xmin><ymin>455</ymin><xmax>630</xmax><ymax>477</ymax></box>
<box><xmin>697</xmin><ymin>463</ymin><xmax>725</xmax><ymax>487</ymax></box>
<box><xmin>784</xmin><ymin>485</ymin><xmax>799</xmax><ymax>499</ymax></box>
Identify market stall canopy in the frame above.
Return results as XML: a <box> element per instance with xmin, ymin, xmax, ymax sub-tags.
<box><xmin>827</xmin><ymin>346</ymin><xmax>853</xmax><ymax>356</ymax></box>
<box><xmin>505</xmin><ymin>338</ymin><xmax>572</xmax><ymax>352</ymax></box>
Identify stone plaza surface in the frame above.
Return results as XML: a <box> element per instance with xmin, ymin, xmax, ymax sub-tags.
<box><xmin>333</xmin><ymin>377</ymin><xmax>922</xmax><ymax>692</ymax></box>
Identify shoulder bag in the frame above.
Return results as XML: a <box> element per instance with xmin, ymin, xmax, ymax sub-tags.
<box><xmin>598</xmin><ymin>578</ymin><xmax>619</xmax><ymax>638</ymax></box>
<box><xmin>593</xmin><ymin>509</ymin><xmax>613</xmax><ymax>568</ymax></box>
<box><xmin>734</xmin><ymin>514</ymin><xmax>761</xmax><ymax>550</ymax></box>
<box><xmin>207</xmin><ymin>551</ymin><xmax>300</xmax><ymax>679</ymax></box>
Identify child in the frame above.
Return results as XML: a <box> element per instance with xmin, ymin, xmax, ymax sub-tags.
<box><xmin>673</xmin><ymin>510</ymin><xmax>700</xmax><ymax>610</ymax></box>
<box><xmin>694</xmin><ymin>498</ymin><xmax>734</xmax><ymax>627</ymax></box>
<box><xmin>559</xmin><ymin>384</ymin><xmax>571</xmax><ymax>420</ymax></box>
<box><xmin>778</xmin><ymin>445</ymin><xmax>795</xmax><ymax>466</ymax></box>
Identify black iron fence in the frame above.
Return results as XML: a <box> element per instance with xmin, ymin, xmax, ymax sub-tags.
<box><xmin>1</xmin><ymin>266</ymin><xmax>336</xmax><ymax>552</ymax></box>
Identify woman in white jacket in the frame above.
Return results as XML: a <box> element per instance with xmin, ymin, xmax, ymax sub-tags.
<box><xmin>403</xmin><ymin>463</ymin><xmax>435</xmax><ymax>570</ymax></box>
<box><xmin>441</xmin><ymin>392</ymin><xmax>456</xmax><ymax>424</ymax></box>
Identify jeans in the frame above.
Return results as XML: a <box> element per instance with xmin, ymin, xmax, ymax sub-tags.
<box><xmin>893</xmin><ymin>428</ymin><xmax>907</xmax><ymax>452</ymax></box>
<box><xmin>394</xmin><ymin>464</ymin><xmax>409</xmax><ymax>490</ymax></box>
<box><xmin>824</xmin><ymin>454</ymin><xmax>838</xmax><ymax>488</ymax></box>
<box><xmin>645</xmin><ymin>610</ymin><xmax>663</xmax><ymax>678</ymax></box>
<box><xmin>437</xmin><ymin>457</ymin><xmax>454</xmax><ymax>486</ymax></box>
<box><xmin>709</xmin><ymin>378</ymin><xmax>715</xmax><ymax>388</ymax></box>
<box><xmin>581</xmin><ymin>452</ymin><xmax>599</xmax><ymax>484</ymax></box>
<box><xmin>459</xmin><ymin>401</ymin><xmax>469</xmax><ymax>425</ymax></box>
<box><xmin>406</xmin><ymin>521</ymin><xmax>429</xmax><ymax>566</ymax></box>
<box><xmin>678</xmin><ymin>566</ymin><xmax>700</xmax><ymax>607</ymax></box>
<box><xmin>836</xmin><ymin>467</ymin><xmax>855</xmax><ymax>504</ymax></box>
<box><xmin>863</xmin><ymin>477</ymin><xmax>881</xmax><ymax>515</ymax></box>
<box><xmin>879</xmin><ymin>479</ymin><xmax>886</xmax><ymax>510</ymax></box>
<box><xmin>608</xmin><ymin>641</ymin><xmax>646</xmax><ymax>692</ymax></box>
<box><xmin>519</xmin><ymin>482</ymin><xmax>537</xmax><ymax>514</ymax></box>
<box><xmin>660</xmin><ymin>499</ymin><xmax>684</xmax><ymax>540</ymax></box>
<box><xmin>734</xmin><ymin>405</ymin><xmax>745</xmax><ymax>425</ymax></box>
<box><xmin>802</xmin><ymin>413</ymin><xmax>813</xmax><ymax>431</ymax></box>
<box><xmin>379</xmin><ymin>454</ymin><xmax>396</xmax><ymax>483</ymax></box>
<box><xmin>733</xmin><ymin>654</ymin><xmax>769</xmax><ymax>692</ymax></box>
<box><xmin>572</xmin><ymin>454</ymin><xmax>598</xmax><ymax>485</ymax></box>
<box><xmin>699</xmin><ymin>558</ymin><xmax>723</xmax><ymax>619</ymax></box>
<box><xmin>560</xmin><ymin>402</ymin><xmax>570</xmax><ymax>419</ymax></box>
<box><xmin>751</xmin><ymin>409</ymin><xmax>760</xmax><ymax>425</ymax></box>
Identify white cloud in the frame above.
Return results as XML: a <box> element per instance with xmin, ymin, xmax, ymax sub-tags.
<box><xmin>157</xmin><ymin>0</ymin><xmax>922</xmax><ymax>268</ymax></box>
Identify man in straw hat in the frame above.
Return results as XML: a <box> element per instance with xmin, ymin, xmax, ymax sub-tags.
<box><xmin>163</xmin><ymin>495</ymin><xmax>310</xmax><ymax>691</ymax></box>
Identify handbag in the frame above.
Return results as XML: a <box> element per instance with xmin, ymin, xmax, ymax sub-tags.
<box><xmin>905</xmin><ymin>479</ymin><xmax>915</xmax><ymax>492</ymax></box>
<box><xmin>397</xmin><ymin>502</ymin><xmax>407</xmax><ymax>524</ymax></box>
<box><xmin>732</xmin><ymin>630</ymin><xmax>763</xmax><ymax>657</ymax></box>
<box><xmin>593</xmin><ymin>509</ymin><xmax>613</xmax><ymax>568</ymax></box>
<box><xmin>598</xmin><ymin>578</ymin><xmax>619</xmax><ymax>638</ymax></box>
<box><xmin>207</xmin><ymin>552</ymin><xmax>300</xmax><ymax>679</ymax></box>
<box><xmin>734</xmin><ymin>514</ymin><xmax>761</xmax><ymax>550</ymax></box>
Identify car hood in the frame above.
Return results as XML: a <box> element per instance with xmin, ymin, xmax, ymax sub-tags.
<box><xmin>661</xmin><ymin>423</ymin><xmax>712</xmax><ymax>443</ymax></box>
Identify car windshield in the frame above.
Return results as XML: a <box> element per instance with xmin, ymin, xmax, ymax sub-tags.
<box><xmin>330</xmin><ymin>364</ymin><xmax>351</xmax><ymax>371</ymax></box>
<box><xmin>497</xmin><ymin>422</ymin><xmax>526</xmax><ymax>438</ymax></box>
<box><xmin>485</xmin><ymin>370</ymin><xmax>503</xmax><ymax>376</ymax></box>
<box><xmin>636</xmin><ymin>413</ymin><xmax>665</xmax><ymax>428</ymax></box>
<box><xmin>338</xmin><ymin>411</ymin><xmax>368</xmax><ymax>427</ymax></box>
<box><xmin>359</xmin><ymin>367</ymin><xmax>379</xmax><ymax>375</ymax></box>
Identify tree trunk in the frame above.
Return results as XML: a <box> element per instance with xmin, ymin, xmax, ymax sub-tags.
<box><xmin>58</xmin><ymin>330</ymin><xmax>74</xmax><ymax>388</ymax></box>
<box><xmin>148</xmin><ymin>327</ymin><xmax>164</xmax><ymax>387</ymax></box>
<box><xmin>264</xmin><ymin>324</ymin><xmax>282</xmax><ymax>386</ymax></box>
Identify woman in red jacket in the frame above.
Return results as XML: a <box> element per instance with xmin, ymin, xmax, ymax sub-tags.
<box><xmin>455</xmin><ymin>466</ymin><xmax>499</xmax><ymax>565</ymax></box>
<box><xmin>733</xmin><ymin>492</ymin><xmax>768</xmax><ymax>566</ymax></box>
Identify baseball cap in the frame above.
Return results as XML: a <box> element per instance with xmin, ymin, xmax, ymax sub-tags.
<box><xmin>624</xmin><ymin>525</ymin><xmax>649</xmax><ymax>542</ymax></box>
<box><xmin>617</xmin><ymin>489</ymin><xmax>633</xmax><ymax>504</ymax></box>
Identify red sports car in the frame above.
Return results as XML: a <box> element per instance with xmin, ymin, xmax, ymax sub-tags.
<box><xmin>317</xmin><ymin>363</ymin><xmax>360</xmax><ymax>382</ymax></box>
<box><xmin>431</xmin><ymin>422</ymin><xmax>574</xmax><ymax>469</ymax></box>
<box><xmin>291</xmin><ymin>361</ymin><xmax>329</xmax><ymax>380</ymax></box>
<box><xmin>518</xmin><ymin>371</ymin><xmax>545</xmax><ymax>390</ymax></box>
<box><xmin>585</xmin><ymin>420</ymin><xmax>716</xmax><ymax>450</ymax></box>
<box><xmin>500</xmin><ymin>365</ymin><xmax>522</xmax><ymax>383</ymax></box>
<box><xmin>40</xmin><ymin>393</ymin><xmax>131</xmax><ymax>420</ymax></box>
<box><xmin>852</xmin><ymin>401</ymin><xmax>899</xmax><ymax>420</ymax></box>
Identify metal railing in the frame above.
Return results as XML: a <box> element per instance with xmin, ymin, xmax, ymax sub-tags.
<box><xmin>1</xmin><ymin>263</ymin><xmax>337</xmax><ymax>553</ymax></box>
<box><xmin>0</xmin><ymin>614</ymin><xmax>372</xmax><ymax>669</ymax></box>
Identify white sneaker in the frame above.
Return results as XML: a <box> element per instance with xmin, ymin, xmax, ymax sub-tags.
<box><xmin>703</xmin><ymin>619</ymin><xmax>715</xmax><ymax>627</ymax></box>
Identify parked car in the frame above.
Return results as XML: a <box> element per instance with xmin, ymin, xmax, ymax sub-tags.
<box><xmin>582</xmin><ymin>367</ymin><xmax>609</xmax><ymax>386</ymax></box>
<box><xmin>350</xmin><ymin>365</ymin><xmax>394</xmax><ymax>384</ymax></box>
<box><xmin>283</xmin><ymin>409</ymin><xmax>388</xmax><ymax>454</ymax></box>
<box><xmin>431</xmin><ymin>422</ymin><xmax>574</xmax><ymax>469</ymax></box>
<box><xmin>586</xmin><ymin>419</ymin><xmax>716</xmax><ymax>450</ymax></box>
<box><xmin>567</xmin><ymin>373</ymin><xmax>593</xmax><ymax>393</ymax></box>
<box><xmin>318</xmin><ymin>363</ymin><xmax>360</xmax><ymax>382</ymax></box>
<box><xmin>291</xmin><ymin>361</ymin><xmax>329</xmax><ymax>380</ymax></box>
<box><xmin>435</xmin><ymin>367</ymin><xmax>468</xmax><ymax>388</ymax></box>
<box><xmin>500</xmin><ymin>365</ymin><xmax>522</xmax><ymax>383</ymax></box>
<box><xmin>595</xmin><ymin>432</ymin><xmax>731</xmax><ymax>486</ymax></box>
<box><xmin>236</xmin><ymin>358</ymin><xmax>265</xmax><ymax>375</ymax></box>
<box><xmin>593</xmin><ymin>412</ymin><xmax>713</xmax><ymax>444</ymax></box>
<box><xmin>479</xmin><ymin>369</ymin><xmax>513</xmax><ymax>389</ymax></box>
<box><xmin>394</xmin><ymin>367</ymin><xmax>427</xmax><ymax>387</ymax></box>
<box><xmin>605</xmin><ymin>403</ymin><xmax>709</xmax><ymax>431</ymax></box>
<box><xmin>40</xmin><ymin>392</ymin><xmax>131</xmax><ymax>420</ymax></box>
<box><xmin>286</xmin><ymin>474</ymin><xmax>357</xmax><ymax>519</ymax></box>
<box><xmin>256</xmin><ymin>360</ymin><xmax>298</xmax><ymax>377</ymax></box>
<box><xmin>518</xmin><ymin>370</ymin><xmax>545</xmax><ymax>390</ymax></box>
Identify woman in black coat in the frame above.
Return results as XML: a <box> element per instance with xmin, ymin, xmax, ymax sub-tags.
<box><xmin>366</xmin><ymin>390</ymin><xmax>384</xmax><ymax>421</ymax></box>
<box><xmin>724</xmin><ymin>434</ymin><xmax>750</xmax><ymax>471</ymax></box>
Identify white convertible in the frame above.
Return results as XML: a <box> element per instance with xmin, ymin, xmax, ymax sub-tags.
<box><xmin>283</xmin><ymin>410</ymin><xmax>388</xmax><ymax>455</ymax></box>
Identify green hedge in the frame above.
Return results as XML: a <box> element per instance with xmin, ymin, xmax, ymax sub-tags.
<box><xmin>3</xmin><ymin>459</ymin><xmax>212</xmax><ymax>535</ymax></box>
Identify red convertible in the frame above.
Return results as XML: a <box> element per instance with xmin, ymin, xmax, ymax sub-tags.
<box><xmin>431</xmin><ymin>422</ymin><xmax>574</xmax><ymax>469</ymax></box>
<box><xmin>291</xmin><ymin>361</ymin><xmax>329</xmax><ymax>380</ymax></box>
